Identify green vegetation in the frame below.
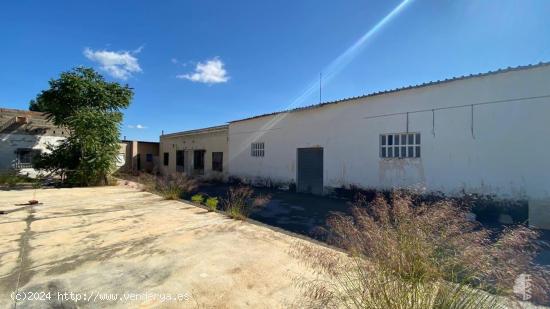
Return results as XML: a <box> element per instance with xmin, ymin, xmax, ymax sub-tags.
<box><xmin>31</xmin><ymin>67</ymin><xmax>133</xmax><ymax>186</ymax></box>
<box><xmin>155</xmin><ymin>174</ymin><xmax>198</xmax><ymax>200</ymax></box>
<box><xmin>223</xmin><ymin>186</ymin><xmax>253</xmax><ymax>220</ymax></box>
<box><xmin>191</xmin><ymin>194</ymin><xmax>205</xmax><ymax>204</ymax></box>
<box><xmin>205</xmin><ymin>197</ymin><xmax>219</xmax><ymax>212</ymax></box>
<box><xmin>0</xmin><ymin>171</ymin><xmax>33</xmax><ymax>188</ymax></box>
<box><xmin>292</xmin><ymin>192</ymin><xmax>550</xmax><ymax>308</ymax></box>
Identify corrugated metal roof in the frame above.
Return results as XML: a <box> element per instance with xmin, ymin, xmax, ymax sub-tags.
<box><xmin>161</xmin><ymin>124</ymin><xmax>229</xmax><ymax>138</ymax></box>
<box><xmin>229</xmin><ymin>61</ymin><xmax>550</xmax><ymax>123</ymax></box>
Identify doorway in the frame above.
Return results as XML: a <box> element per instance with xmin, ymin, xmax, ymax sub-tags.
<box><xmin>136</xmin><ymin>154</ymin><xmax>141</xmax><ymax>171</ymax></box>
<box><xmin>296</xmin><ymin>147</ymin><xmax>323</xmax><ymax>195</ymax></box>
<box><xmin>193</xmin><ymin>150</ymin><xmax>205</xmax><ymax>175</ymax></box>
<box><xmin>176</xmin><ymin>150</ymin><xmax>185</xmax><ymax>172</ymax></box>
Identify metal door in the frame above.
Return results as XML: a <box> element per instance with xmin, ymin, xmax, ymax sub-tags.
<box><xmin>297</xmin><ymin>148</ymin><xmax>323</xmax><ymax>195</ymax></box>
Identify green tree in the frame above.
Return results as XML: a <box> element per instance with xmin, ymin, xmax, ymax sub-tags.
<box><xmin>32</xmin><ymin>67</ymin><xmax>133</xmax><ymax>186</ymax></box>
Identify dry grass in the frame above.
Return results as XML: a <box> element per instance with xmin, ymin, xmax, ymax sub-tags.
<box><xmin>223</xmin><ymin>186</ymin><xmax>254</xmax><ymax>220</ymax></box>
<box><xmin>292</xmin><ymin>192</ymin><xmax>550</xmax><ymax>308</ymax></box>
<box><xmin>129</xmin><ymin>172</ymin><xmax>198</xmax><ymax>200</ymax></box>
<box><xmin>222</xmin><ymin>186</ymin><xmax>270</xmax><ymax>220</ymax></box>
<box><xmin>155</xmin><ymin>174</ymin><xmax>198</xmax><ymax>200</ymax></box>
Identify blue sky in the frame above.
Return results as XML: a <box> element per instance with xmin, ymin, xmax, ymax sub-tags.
<box><xmin>1</xmin><ymin>0</ymin><xmax>549</xmax><ymax>141</ymax></box>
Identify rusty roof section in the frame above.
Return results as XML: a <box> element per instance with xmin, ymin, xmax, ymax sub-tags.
<box><xmin>0</xmin><ymin>107</ymin><xmax>61</xmax><ymax>130</ymax></box>
<box><xmin>0</xmin><ymin>108</ymin><xmax>48</xmax><ymax>117</ymax></box>
<box><xmin>161</xmin><ymin>124</ymin><xmax>229</xmax><ymax>138</ymax></box>
<box><xmin>229</xmin><ymin>61</ymin><xmax>550</xmax><ymax>123</ymax></box>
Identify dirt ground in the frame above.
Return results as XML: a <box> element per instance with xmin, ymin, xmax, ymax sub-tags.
<box><xmin>0</xmin><ymin>185</ymin><xmax>334</xmax><ymax>308</ymax></box>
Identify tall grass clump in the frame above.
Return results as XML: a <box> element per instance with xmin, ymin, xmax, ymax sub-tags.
<box><xmin>292</xmin><ymin>192</ymin><xmax>549</xmax><ymax>308</ymax></box>
<box><xmin>0</xmin><ymin>171</ymin><xmax>33</xmax><ymax>188</ymax></box>
<box><xmin>223</xmin><ymin>186</ymin><xmax>254</xmax><ymax>220</ymax></box>
<box><xmin>222</xmin><ymin>186</ymin><xmax>270</xmax><ymax>220</ymax></box>
<box><xmin>154</xmin><ymin>174</ymin><xmax>198</xmax><ymax>200</ymax></box>
<box><xmin>205</xmin><ymin>197</ymin><xmax>219</xmax><ymax>212</ymax></box>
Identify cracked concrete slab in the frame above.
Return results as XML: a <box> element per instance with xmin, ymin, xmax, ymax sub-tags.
<box><xmin>0</xmin><ymin>186</ymin><xmax>329</xmax><ymax>308</ymax></box>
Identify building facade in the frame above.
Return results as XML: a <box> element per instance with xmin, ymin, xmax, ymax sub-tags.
<box><xmin>227</xmin><ymin>63</ymin><xmax>550</xmax><ymax>228</ymax></box>
<box><xmin>160</xmin><ymin>125</ymin><xmax>228</xmax><ymax>179</ymax></box>
<box><xmin>0</xmin><ymin>108</ymin><xmax>67</xmax><ymax>176</ymax></box>
<box><xmin>118</xmin><ymin>140</ymin><xmax>160</xmax><ymax>174</ymax></box>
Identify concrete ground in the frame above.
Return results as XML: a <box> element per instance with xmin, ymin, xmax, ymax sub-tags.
<box><xmin>0</xmin><ymin>185</ymin><xmax>331</xmax><ymax>308</ymax></box>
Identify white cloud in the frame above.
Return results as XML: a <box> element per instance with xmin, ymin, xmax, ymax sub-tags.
<box><xmin>133</xmin><ymin>45</ymin><xmax>145</xmax><ymax>54</ymax></box>
<box><xmin>177</xmin><ymin>58</ymin><xmax>229</xmax><ymax>84</ymax></box>
<box><xmin>127</xmin><ymin>124</ymin><xmax>147</xmax><ymax>129</ymax></box>
<box><xmin>84</xmin><ymin>47</ymin><xmax>142</xmax><ymax>80</ymax></box>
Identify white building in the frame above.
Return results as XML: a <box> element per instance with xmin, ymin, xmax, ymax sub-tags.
<box><xmin>160</xmin><ymin>125</ymin><xmax>228</xmax><ymax>179</ymax></box>
<box><xmin>0</xmin><ymin>108</ymin><xmax>67</xmax><ymax>177</ymax></box>
<box><xmin>227</xmin><ymin>63</ymin><xmax>550</xmax><ymax>228</ymax></box>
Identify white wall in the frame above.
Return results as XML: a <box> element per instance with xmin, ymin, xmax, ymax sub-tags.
<box><xmin>160</xmin><ymin>129</ymin><xmax>228</xmax><ymax>178</ymax></box>
<box><xmin>0</xmin><ymin>133</ymin><xmax>65</xmax><ymax>176</ymax></box>
<box><xmin>229</xmin><ymin>65</ymin><xmax>550</xmax><ymax>204</ymax></box>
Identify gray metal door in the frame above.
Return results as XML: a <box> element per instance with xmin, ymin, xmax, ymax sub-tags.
<box><xmin>297</xmin><ymin>147</ymin><xmax>323</xmax><ymax>195</ymax></box>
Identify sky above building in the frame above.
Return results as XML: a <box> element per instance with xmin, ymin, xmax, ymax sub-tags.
<box><xmin>1</xmin><ymin>0</ymin><xmax>549</xmax><ymax>141</ymax></box>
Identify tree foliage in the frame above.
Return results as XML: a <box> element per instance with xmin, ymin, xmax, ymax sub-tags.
<box><xmin>32</xmin><ymin>67</ymin><xmax>133</xmax><ymax>186</ymax></box>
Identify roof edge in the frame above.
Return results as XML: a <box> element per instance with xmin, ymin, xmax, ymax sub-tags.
<box><xmin>0</xmin><ymin>107</ymin><xmax>48</xmax><ymax>116</ymax></box>
<box><xmin>161</xmin><ymin>124</ymin><xmax>229</xmax><ymax>138</ymax></box>
<box><xmin>121</xmin><ymin>140</ymin><xmax>159</xmax><ymax>144</ymax></box>
<box><xmin>229</xmin><ymin>61</ymin><xmax>550</xmax><ymax>124</ymax></box>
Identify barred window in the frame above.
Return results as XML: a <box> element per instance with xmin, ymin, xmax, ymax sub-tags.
<box><xmin>251</xmin><ymin>142</ymin><xmax>265</xmax><ymax>157</ymax></box>
<box><xmin>380</xmin><ymin>133</ymin><xmax>420</xmax><ymax>158</ymax></box>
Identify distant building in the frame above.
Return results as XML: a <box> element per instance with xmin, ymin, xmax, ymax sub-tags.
<box><xmin>0</xmin><ymin>108</ymin><xmax>68</xmax><ymax>176</ymax></box>
<box><xmin>118</xmin><ymin>140</ymin><xmax>160</xmax><ymax>174</ymax></box>
<box><xmin>159</xmin><ymin>125</ymin><xmax>228</xmax><ymax>179</ymax></box>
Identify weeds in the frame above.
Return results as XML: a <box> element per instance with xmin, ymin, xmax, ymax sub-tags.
<box><xmin>154</xmin><ymin>174</ymin><xmax>198</xmax><ymax>200</ymax></box>
<box><xmin>0</xmin><ymin>171</ymin><xmax>33</xmax><ymax>188</ymax></box>
<box><xmin>292</xmin><ymin>192</ymin><xmax>550</xmax><ymax>308</ymax></box>
<box><xmin>191</xmin><ymin>193</ymin><xmax>219</xmax><ymax>212</ymax></box>
<box><xmin>205</xmin><ymin>197</ymin><xmax>219</xmax><ymax>212</ymax></box>
<box><xmin>221</xmin><ymin>186</ymin><xmax>270</xmax><ymax>220</ymax></box>
<box><xmin>135</xmin><ymin>172</ymin><xmax>156</xmax><ymax>192</ymax></box>
<box><xmin>191</xmin><ymin>194</ymin><xmax>205</xmax><ymax>204</ymax></box>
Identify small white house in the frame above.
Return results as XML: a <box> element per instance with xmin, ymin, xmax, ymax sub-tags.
<box><xmin>0</xmin><ymin>108</ymin><xmax>67</xmax><ymax>177</ymax></box>
<box><xmin>227</xmin><ymin>63</ymin><xmax>550</xmax><ymax>228</ymax></box>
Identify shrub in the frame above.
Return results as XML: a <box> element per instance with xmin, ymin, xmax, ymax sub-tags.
<box><xmin>222</xmin><ymin>186</ymin><xmax>256</xmax><ymax>220</ymax></box>
<box><xmin>136</xmin><ymin>172</ymin><xmax>157</xmax><ymax>192</ymax></box>
<box><xmin>292</xmin><ymin>192</ymin><xmax>550</xmax><ymax>308</ymax></box>
<box><xmin>155</xmin><ymin>174</ymin><xmax>198</xmax><ymax>200</ymax></box>
<box><xmin>0</xmin><ymin>171</ymin><xmax>32</xmax><ymax>188</ymax></box>
<box><xmin>205</xmin><ymin>197</ymin><xmax>219</xmax><ymax>212</ymax></box>
<box><xmin>191</xmin><ymin>194</ymin><xmax>205</xmax><ymax>204</ymax></box>
<box><xmin>293</xmin><ymin>243</ymin><xmax>506</xmax><ymax>309</ymax></box>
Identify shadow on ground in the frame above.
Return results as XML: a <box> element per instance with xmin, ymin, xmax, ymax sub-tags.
<box><xmin>196</xmin><ymin>182</ymin><xmax>550</xmax><ymax>268</ymax></box>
